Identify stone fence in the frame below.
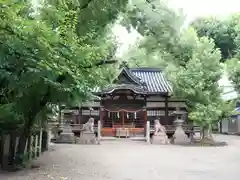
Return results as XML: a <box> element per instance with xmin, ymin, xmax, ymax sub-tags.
<box><xmin>0</xmin><ymin>128</ymin><xmax>49</xmax><ymax>170</ymax></box>
<box><xmin>149</xmin><ymin>124</ymin><xmax>201</xmax><ymax>133</ymax></box>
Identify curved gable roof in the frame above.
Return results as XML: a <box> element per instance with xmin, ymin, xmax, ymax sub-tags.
<box><xmin>94</xmin><ymin>67</ymin><xmax>172</xmax><ymax>95</ymax></box>
<box><xmin>130</xmin><ymin>68</ymin><xmax>172</xmax><ymax>93</ymax></box>
<box><xmin>113</xmin><ymin>67</ymin><xmax>144</xmax><ymax>86</ymax></box>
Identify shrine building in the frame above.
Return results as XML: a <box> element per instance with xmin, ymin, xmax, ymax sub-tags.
<box><xmin>63</xmin><ymin>66</ymin><xmax>189</xmax><ymax>137</ymax></box>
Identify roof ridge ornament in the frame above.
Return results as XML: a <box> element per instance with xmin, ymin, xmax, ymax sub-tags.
<box><xmin>117</xmin><ymin>61</ymin><xmax>144</xmax><ymax>86</ymax></box>
<box><xmin>119</xmin><ymin>61</ymin><xmax>129</xmax><ymax>69</ymax></box>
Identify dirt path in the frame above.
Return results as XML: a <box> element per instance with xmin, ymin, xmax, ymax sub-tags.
<box><xmin>1</xmin><ymin>135</ymin><xmax>240</xmax><ymax>180</ymax></box>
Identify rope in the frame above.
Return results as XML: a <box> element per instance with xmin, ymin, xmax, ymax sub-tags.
<box><xmin>102</xmin><ymin>108</ymin><xmax>144</xmax><ymax>113</ymax></box>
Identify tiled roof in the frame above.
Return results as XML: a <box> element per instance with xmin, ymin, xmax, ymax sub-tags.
<box><xmin>233</xmin><ymin>107</ymin><xmax>240</xmax><ymax>113</ymax></box>
<box><xmin>94</xmin><ymin>67</ymin><xmax>172</xmax><ymax>94</ymax></box>
<box><xmin>232</xmin><ymin>107</ymin><xmax>240</xmax><ymax>117</ymax></box>
<box><xmin>130</xmin><ymin>68</ymin><xmax>172</xmax><ymax>93</ymax></box>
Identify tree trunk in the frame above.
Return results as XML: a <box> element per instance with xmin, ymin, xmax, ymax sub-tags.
<box><xmin>201</xmin><ymin>124</ymin><xmax>215</xmax><ymax>144</ymax></box>
<box><xmin>14</xmin><ymin>118</ymin><xmax>34</xmax><ymax>166</ymax></box>
<box><xmin>0</xmin><ymin>132</ymin><xmax>3</xmax><ymax>163</ymax></box>
<box><xmin>14</xmin><ymin>89</ymin><xmax>50</xmax><ymax>166</ymax></box>
<box><xmin>203</xmin><ymin>124</ymin><xmax>213</xmax><ymax>138</ymax></box>
<box><xmin>8</xmin><ymin>132</ymin><xmax>17</xmax><ymax>166</ymax></box>
<box><xmin>219</xmin><ymin>120</ymin><xmax>222</xmax><ymax>133</ymax></box>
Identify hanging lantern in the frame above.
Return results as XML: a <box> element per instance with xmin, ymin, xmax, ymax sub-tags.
<box><xmin>134</xmin><ymin>112</ymin><xmax>137</xmax><ymax>119</ymax></box>
<box><xmin>117</xmin><ymin>112</ymin><xmax>120</xmax><ymax>118</ymax></box>
<box><xmin>126</xmin><ymin>112</ymin><xmax>129</xmax><ymax>119</ymax></box>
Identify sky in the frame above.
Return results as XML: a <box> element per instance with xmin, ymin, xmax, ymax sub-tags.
<box><xmin>115</xmin><ymin>0</ymin><xmax>240</xmax><ymax>57</ymax></box>
<box><xmin>170</xmin><ymin>0</ymin><xmax>240</xmax><ymax>20</ymax></box>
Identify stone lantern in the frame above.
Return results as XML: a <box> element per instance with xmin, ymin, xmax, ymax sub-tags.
<box><xmin>55</xmin><ymin>119</ymin><xmax>75</xmax><ymax>144</ymax></box>
<box><xmin>170</xmin><ymin>107</ymin><xmax>190</xmax><ymax>145</ymax></box>
<box><xmin>172</xmin><ymin>108</ymin><xmax>186</xmax><ymax>127</ymax></box>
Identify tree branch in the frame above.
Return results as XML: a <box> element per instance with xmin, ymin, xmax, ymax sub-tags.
<box><xmin>83</xmin><ymin>60</ymin><xmax>117</xmax><ymax>68</ymax></box>
<box><xmin>79</xmin><ymin>0</ymin><xmax>94</xmax><ymax>11</ymax></box>
<box><xmin>145</xmin><ymin>0</ymin><xmax>156</xmax><ymax>9</ymax></box>
<box><xmin>1</xmin><ymin>26</ymin><xmax>117</xmax><ymax>69</ymax></box>
<box><xmin>83</xmin><ymin>45</ymin><xmax>118</xmax><ymax>68</ymax></box>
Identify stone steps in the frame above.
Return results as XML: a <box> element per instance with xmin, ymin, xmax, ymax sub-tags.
<box><xmin>101</xmin><ymin>136</ymin><xmax>146</xmax><ymax>141</ymax></box>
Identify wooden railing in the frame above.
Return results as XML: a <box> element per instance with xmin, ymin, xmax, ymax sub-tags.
<box><xmin>113</xmin><ymin>124</ymin><xmax>135</xmax><ymax>128</ymax></box>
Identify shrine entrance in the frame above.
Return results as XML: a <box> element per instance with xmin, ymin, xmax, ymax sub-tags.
<box><xmin>102</xmin><ymin>109</ymin><xmax>145</xmax><ymax>127</ymax></box>
<box><xmin>101</xmin><ymin>108</ymin><xmax>146</xmax><ymax>137</ymax></box>
<box><xmin>98</xmin><ymin>88</ymin><xmax>148</xmax><ymax>137</ymax></box>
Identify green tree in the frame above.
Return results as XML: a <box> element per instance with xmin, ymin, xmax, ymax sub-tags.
<box><xmin>227</xmin><ymin>58</ymin><xmax>240</xmax><ymax>95</ymax></box>
<box><xmin>191</xmin><ymin>13</ymin><xmax>240</xmax><ymax>100</ymax></box>
<box><xmin>191</xmin><ymin>14</ymin><xmax>240</xmax><ymax>61</ymax></box>
<box><xmin>0</xmin><ymin>0</ymin><xmax>128</xmax><ymax>166</ymax></box>
<box><xmin>121</xmin><ymin>1</ymin><xmax>226</xmax><ymax>140</ymax></box>
<box><xmin>121</xmin><ymin>0</ymin><xmax>184</xmax><ymax>54</ymax></box>
<box><xmin>167</xmin><ymin>29</ymin><xmax>223</xmax><ymax>139</ymax></box>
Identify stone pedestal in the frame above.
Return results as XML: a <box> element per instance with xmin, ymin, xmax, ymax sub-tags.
<box><xmin>146</xmin><ymin>121</ymin><xmax>150</xmax><ymax>144</ymax></box>
<box><xmin>151</xmin><ymin>132</ymin><xmax>169</xmax><ymax>145</ymax></box>
<box><xmin>97</xmin><ymin>120</ymin><xmax>101</xmax><ymax>143</ymax></box>
<box><xmin>51</xmin><ymin>125</ymin><xmax>59</xmax><ymax>141</ymax></box>
<box><xmin>55</xmin><ymin>124</ymin><xmax>75</xmax><ymax>144</ymax></box>
<box><xmin>77</xmin><ymin>132</ymin><xmax>98</xmax><ymax>144</ymax></box>
<box><xmin>173</xmin><ymin>126</ymin><xmax>190</xmax><ymax>145</ymax></box>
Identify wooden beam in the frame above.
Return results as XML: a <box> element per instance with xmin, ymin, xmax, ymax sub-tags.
<box><xmin>165</xmin><ymin>96</ymin><xmax>169</xmax><ymax>124</ymax></box>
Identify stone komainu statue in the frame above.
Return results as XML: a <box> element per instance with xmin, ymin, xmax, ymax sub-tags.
<box><xmin>82</xmin><ymin>117</ymin><xmax>94</xmax><ymax>132</ymax></box>
<box><xmin>154</xmin><ymin>119</ymin><xmax>166</xmax><ymax>135</ymax></box>
<box><xmin>152</xmin><ymin>119</ymin><xmax>169</xmax><ymax>144</ymax></box>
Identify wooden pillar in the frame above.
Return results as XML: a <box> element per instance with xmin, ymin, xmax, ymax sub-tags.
<box><xmin>78</xmin><ymin>106</ymin><xmax>82</xmax><ymax>124</ymax></box>
<box><xmin>58</xmin><ymin>105</ymin><xmax>61</xmax><ymax>125</ymax></box>
<box><xmin>60</xmin><ymin>109</ymin><xmax>64</xmax><ymax>127</ymax></box>
<box><xmin>144</xmin><ymin>108</ymin><xmax>147</xmax><ymax>123</ymax></box>
<box><xmin>121</xmin><ymin>111</ymin><xmax>124</xmax><ymax>126</ymax></box>
<box><xmin>100</xmin><ymin>96</ymin><xmax>104</xmax><ymax>126</ymax></box>
<box><xmin>144</xmin><ymin>95</ymin><xmax>147</xmax><ymax>125</ymax></box>
<box><xmin>100</xmin><ymin>106</ymin><xmax>104</xmax><ymax>126</ymax></box>
<box><xmin>165</xmin><ymin>96</ymin><xmax>169</xmax><ymax>124</ymax></box>
<box><xmin>99</xmin><ymin>106</ymin><xmax>104</xmax><ymax>137</ymax></box>
<box><xmin>143</xmin><ymin>107</ymin><xmax>147</xmax><ymax>134</ymax></box>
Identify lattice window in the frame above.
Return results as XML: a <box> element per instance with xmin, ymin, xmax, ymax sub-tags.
<box><xmin>168</xmin><ymin>110</ymin><xmax>186</xmax><ymax>116</ymax></box>
<box><xmin>91</xmin><ymin>110</ymin><xmax>99</xmax><ymax>116</ymax></box>
<box><xmin>147</xmin><ymin>110</ymin><xmax>165</xmax><ymax>116</ymax></box>
<box><xmin>82</xmin><ymin>110</ymin><xmax>99</xmax><ymax>116</ymax></box>
<box><xmin>82</xmin><ymin>110</ymin><xmax>90</xmax><ymax>115</ymax></box>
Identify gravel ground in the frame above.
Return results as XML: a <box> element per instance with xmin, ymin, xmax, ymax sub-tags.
<box><xmin>1</xmin><ymin>134</ymin><xmax>240</xmax><ymax>180</ymax></box>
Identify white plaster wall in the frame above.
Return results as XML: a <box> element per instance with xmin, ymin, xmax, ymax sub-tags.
<box><xmin>147</xmin><ymin>102</ymin><xmax>187</xmax><ymax>108</ymax></box>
